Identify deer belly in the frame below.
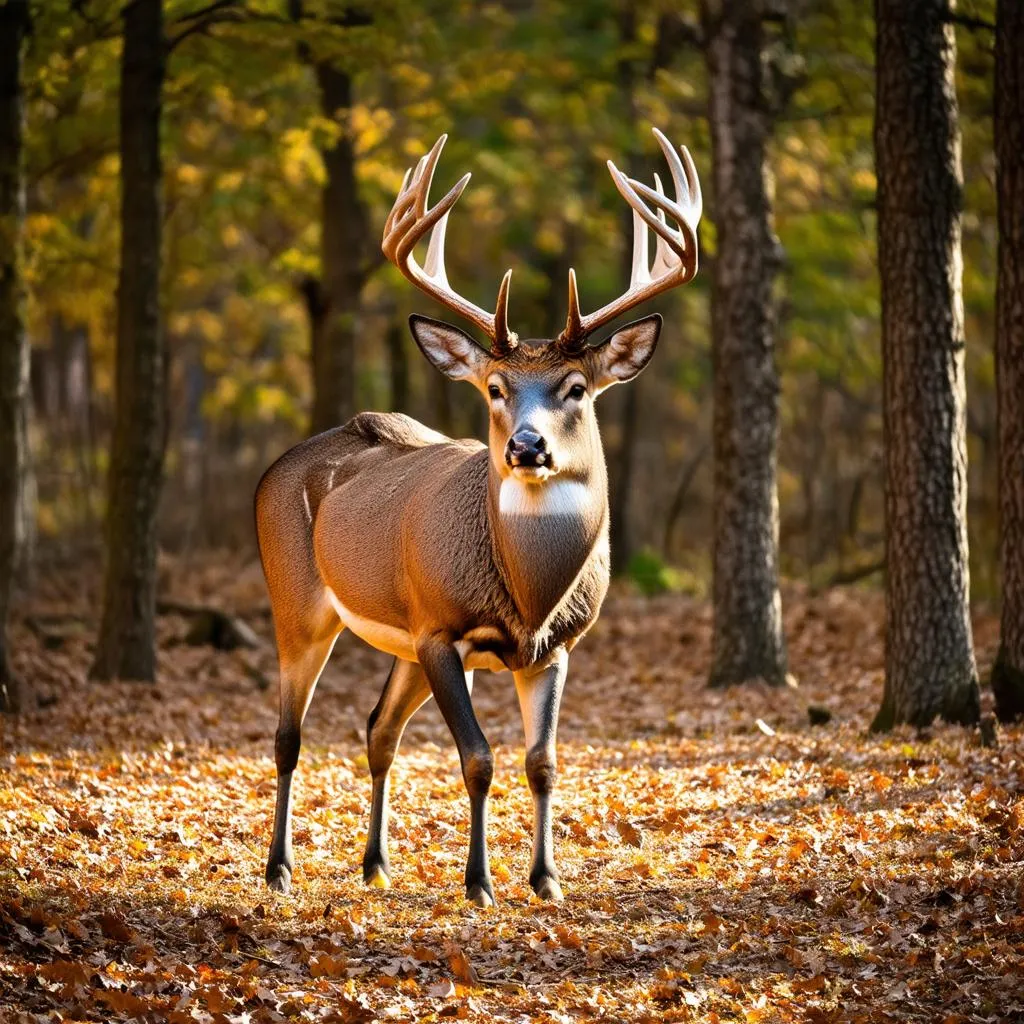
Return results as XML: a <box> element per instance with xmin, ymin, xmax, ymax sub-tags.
<box><xmin>324</xmin><ymin>587</ymin><xmax>418</xmax><ymax>662</ymax></box>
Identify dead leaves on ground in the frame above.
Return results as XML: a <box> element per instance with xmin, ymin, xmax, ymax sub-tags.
<box><xmin>0</xmin><ymin>558</ymin><xmax>1022</xmax><ymax>1022</ymax></box>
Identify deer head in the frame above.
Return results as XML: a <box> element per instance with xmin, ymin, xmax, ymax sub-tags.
<box><xmin>382</xmin><ymin>130</ymin><xmax>702</xmax><ymax>489</ymax></box>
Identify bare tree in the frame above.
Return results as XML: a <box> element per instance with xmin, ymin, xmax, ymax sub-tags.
<box><xmin>91</xmin><ymin>0</ymin><xmax>167</xmax><ymax>682</ymax></box>
<box><xmin>0</xmin><ymin>0</ymin><xmax>31</xmax><ymax>712</ymax></box>
<box><xmin>872</xmin><ymin>0</ymin><xmax>979</xmax><ymax>730</ymax></box>
<box><xmin>702</xmin><ymin>0</ymin><xmax>788</xmax><ymax>687</ymax></box>
<box><xmin>992</xmin><ymin>0</ymin><xmax>1024</xmax><ymax>722</ymax></box>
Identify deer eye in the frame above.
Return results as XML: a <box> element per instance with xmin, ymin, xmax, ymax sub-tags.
<box><xmin>566</xmin><ymin>383</ymin><xmax>586</xmax><ymax>401</ymax></box>
<box><xmin>488</xmin><ymin>384</ymin><xmax>503</xmax><ymax>400</ymax></box>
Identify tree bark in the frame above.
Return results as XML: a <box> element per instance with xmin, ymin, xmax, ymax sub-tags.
<box><xmin>385</xmin><ymin>318</ymin><xmax>409</xmax><ymax>413</ymax></box>
<box><xmin>0</xmin><ymin>0</ymin><xmax>31</xmax><ymax>713</ymax></box>
<box><xmin>703</xmin><ymin>0</ymin><xmax>788</xmax><ymax>687</ymax></box>
<box><xmin>608</xmin><ymin>385</ymin><xmax>638</xmax><ymax>575</ymax></box>
<box><xmin>608</xmin><ymin>0</ymin><xmax>642</xmax><ymax>575</ymax></box>
<box><xmin>309</xmin><ymin>63</ymin><xmax>364</xmax><ymax>436</ymax></box>
<box><xmin>992</xmin><ymin>0</ymin><xmax>1024</xmax><ymax>722</ymax></box>
<box><xmin>872</xmin><ymin>0</ymin><xmax>979</xmax><ymax>730</ymax></box>
<box><xmin>90</xmin><ymin>0</ymin><xmax>167</xmax><ymax>683</ymax></box>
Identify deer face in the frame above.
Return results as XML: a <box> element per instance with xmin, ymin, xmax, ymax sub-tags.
<box><xmin>408</xmin><ymin>314</ymin><xmax>662</xmax><ymax>485</ymax></box>
<box><xmin>385</xmin><ymin>128</ymin><xmax>699</xmax><ymax>490</ymax></box>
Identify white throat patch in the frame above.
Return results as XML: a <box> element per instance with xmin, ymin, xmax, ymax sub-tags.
<box><xmin>499</xmin><ymin>478</ymin><xmax>593</xmax><ymax>518</ymax></box>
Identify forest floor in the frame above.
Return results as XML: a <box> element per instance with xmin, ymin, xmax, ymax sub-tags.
<box><xmin>1</xmin><ymin>553</ymin><xmax>1022</xmax><ymax>1024</ymax></box>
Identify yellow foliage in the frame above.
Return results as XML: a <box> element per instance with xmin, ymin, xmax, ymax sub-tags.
<box><xmin>211</xmin><ymin>375</ymin><xmax>240</xmax><ymax>409</ymax></box>
<box><xmin>185</xmin><ymin>120</ymin><xmax>215</xmax><ymax>150</ymax></box>
<box><xmin>280</xmin><ymin>128</ymin><xmax>325</xmax><ymax>188</ymax></box>
<box><xmin>852</xmin><ymin>168</ymin><xmax>876</xmax><ymax>192</ymax></box>
<box><xmin>176</xmin><ymin>164</ymin><xmax>203</xmax><ymax>187</ymax></box>
<box><xmin>535</xmin><ymin>223</ymin><xmax>563</xmax><ymax>256</ymax></box>
<box><xmin>352</xmin><ymin>105</ymin><xmax>394</xmax><ymax>155</ymax></box>
<box><xmin>507</xmin><ymin>118</ymin><xmax>535</xmax><ymax>143</ymax></box>
<box><xmin>220</xmin><ymin>224</ymin><xmax>242</xmax><ymax>249</ymax></box>
<box><xmin>277</xmin><ymin>246</ymin><xmax>319</xmax><ymax>277</ymax></box>
<box><xmin>307</xmin><ymin>115</ymin><xmax>341</xmax><ymax>148</ymax></box>
<box><xmin>216</xmin><ymin>170</ymin><xmax>245</xmax><ymax>193</ymax></box>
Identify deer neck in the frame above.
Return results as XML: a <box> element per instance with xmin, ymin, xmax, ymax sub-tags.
<box><xmin>487</xmin><ymin>454</ymin><xmax>608</xmax><ymax>633</ymax></box>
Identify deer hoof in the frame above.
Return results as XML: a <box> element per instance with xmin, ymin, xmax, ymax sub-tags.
<box><xmin>466</xmin><ymin>884</ymin><xmax>494</xmax><ymax>908</ymax></box>
<box><xmin>265</xmin><ymin>863</ymin><xmax>292</xmax><ymax>894</ymax></box>
<box><xmin>532</xmin><ymin>876</ymin><xmax>564</xmax><ymax>903</ymax></box>
<box><xmin>364</xmin><ymin>865</ymin><xmax>391</xmax><ymax>889</ymax></box>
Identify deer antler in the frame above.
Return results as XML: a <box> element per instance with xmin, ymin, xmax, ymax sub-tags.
<box><xmin>382</xmin><ymin>134</ymin><xmax>517</xmax><ymax>356</ymax></box>
<box><xmin>560</xmin><ymin>128</ymin><xmax>702</xmax><ymax>351</ymax></box>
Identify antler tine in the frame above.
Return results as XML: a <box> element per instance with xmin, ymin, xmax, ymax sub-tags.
<box><xmin>381</xmin><ymin>134</ymin><xmax>517</xmax><ymax>353</ymax></box>
<box><xmin>422</xmin><ymin>205</ymin><xmax>450</xmax><ymax>284</ymax></box>
<box><xmin>652</xmin><ymin>128</ymin><xmax>700</xmax><ymax>222</ymax></box>
<box><xmin>629</xmin><ymin>199</ymin><xmax>650</xmax><ymax>289</ymax></box>
<box><xmin>492</xmin><ymin>269</ymin><xmax>514</xmax><ymax>356</ymax></box>
<box><xmin>383</xmin><ymin>167</ymin><xmax>413</xmax><ymax>240</ymax></box>
<box><xmin>649</xmin><ymin>172</ymin><xmax>676</xmax><ymax>280</ymax></box>
<box><xmin>412</xmin><ymin>134</ymin><xmax>447</xmax><ymax>219</ymax></box>
<box><xmin>394</xmin><ymin>173</ymin><xmax>471</xmax><ymax>266</ymax></box>
<box><xmin>559</xmin><ymin>129</ymin><xmax>702</xmax><ymax>345</ymax></box>
<box><xmin>562</xmin><ymin>268</ymin><xmax>586</xmax><ymax>352</ymax></box>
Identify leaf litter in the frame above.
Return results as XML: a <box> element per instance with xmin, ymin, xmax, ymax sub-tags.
<box><xmin>0</xmin><ymin>554</ymin><xmax>1021</xmax><ymax>1023</ymax></box>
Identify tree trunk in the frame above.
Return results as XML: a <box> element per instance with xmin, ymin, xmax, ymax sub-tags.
<box><xmin>90</xmin><ymin>0</ymin><xmax>166</xmax><ymax>683</ymax></box>
<box><xmin>0</xmin><ymin>0</ymin><xmax>30</xmax><ymax>713</ymax></box>
<box><xmin>609</xmin><ymin>385</ymin><xmax>639</xmax><ymax>574</ymax></box>
<box><xmin>608</xmin><ymin>0</ymin><xmax>641</xmax><ymax>576</ymax></box>
<box><xmin>703</xmin><ymin>0</ymin><xmax>788</xmax><ymax>688</ymax></box>
<box><xmin>385</xmin><ymin>318</ymin><xmax>409</xmax><ymax>413</ymax></box>
<box><xmin>872</xmin><ymin>0</ymin><xmax>979</xmax><ymax>730</ymax></box>
<box><xmin>992</xmin><ymin>0</ymin><xmax>1024</xmax><ymax>722</ymax></box>
<box><xmin>309</xmin><ymin>63</ymin><xmax>364</xmax><ymax>436</ymax></box>
<box><xmin>429</xmin><ymin>369</ymin><xmax>455</xmax><ymax>436</ymax></box>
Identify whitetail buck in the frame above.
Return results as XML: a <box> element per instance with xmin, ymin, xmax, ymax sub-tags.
<box><xmin>256</xmin><ymin>128</ymin><xmax>701</xmax><ymax>905</ymax></box>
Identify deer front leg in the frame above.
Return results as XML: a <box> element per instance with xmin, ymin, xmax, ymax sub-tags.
<box><xmin>417</xmin><ymin>636</ymin><xmax>495</xmax><ymax>908</ymax></box>
<box><xmin>514</xmin><ymin>647</ymin><xmax>567</xmax><ymax>902</ymax></box>
<box><xmin>363</xmin><ymin>658</ymin><xmax>432</xmax><ymax>888</ymax></box>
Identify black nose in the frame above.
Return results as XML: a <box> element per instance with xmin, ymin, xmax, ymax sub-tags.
<box><xmin>505</xmin><ymin>430</ymin><xmax>549</xmax><ymax>468</ymax></box>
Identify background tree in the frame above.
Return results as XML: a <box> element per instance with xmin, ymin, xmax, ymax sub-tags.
<box><xmin>294</xmin><ymin>4</ymin><xmax>378</xmax><ymax>436</ymax></box>
<box><xmin>702</xmin><ymin>0</ymin><xmax>788</xmax><ymax>688</ymax></box>
<box><xmin>872</xmin><ymin>0</ymin><xmax>979</xmax><ymax>730</ymax></box>
<box><xmin>0</xmin><ymin>0</ymin><xmax>31</xmax><ymax>713</ymax></box>
<box><xmin>992</xmin><ymin>0</ymin><xmax>1024</xmax><ymax>722</ymax></box>
<box><xmin>0</xmin><ymin>0</ymin><xmax>1010</xmax><ymax>696</ymax></box>
<box><xmin>90</xmin><ymin>0</ymin><xmax>166</xmax><ymax>682</ymax></box>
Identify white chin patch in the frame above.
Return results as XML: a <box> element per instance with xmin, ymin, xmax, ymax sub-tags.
<box><xmin>510</xmin><ymin>464</ymin><xmax>553</xmax><ymax>483</ymax></box>
<box><xmin>499</xmin><ymin>477</ymin><xmax>592</xmax><ymax>517</ymax></box>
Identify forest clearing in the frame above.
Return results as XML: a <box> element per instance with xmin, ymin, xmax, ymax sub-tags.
<box><xmin>3</xmin><ymin>0</ymin><xmax>1024</xmax><ymax>1021</ymax></box>
<box><xmin>1</xmin><ymin>557</ymin><xmax>1021</xmax><ymax>1023</ymax></box>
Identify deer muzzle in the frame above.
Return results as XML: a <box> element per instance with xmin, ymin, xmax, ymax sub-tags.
<box><xmin>505</xmin><ymin>430</ymin><xmax>551</xmax><ymax>474</ymax></box>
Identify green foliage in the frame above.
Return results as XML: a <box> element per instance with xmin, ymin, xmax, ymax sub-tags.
<box><xmin>627</xmin><ymin>548</ymin><xmax>705</xmax><ymax>598</ymax></box>
<box><xmin>17</xmin><ymin>0</ymin><xmax>1003</xmax><ymax>578</ymax></box>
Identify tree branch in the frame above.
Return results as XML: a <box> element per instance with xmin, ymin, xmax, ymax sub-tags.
<box><xmin>167</xmin><ymin>2</ymin><xmax>245</xmax><ymax>52</ymax></box>
<box><xmin>170</xmin><ymin>0</ymin><xmax>240</xmax><ymax>26</ymax></box>
<box><xmin>945</xmin><ymin>12</ymin><xmax>996</xmax><ymax>32</ymax></box>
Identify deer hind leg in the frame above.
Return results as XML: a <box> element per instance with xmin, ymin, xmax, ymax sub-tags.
<box><xmin>362</xmin><ymin>658</ymin><xmax>432</xmax><ymax>888</ymax></box>
<box><xmin>265</xmin><ymin>600</ymin><xmax>341</xmax><ymax>894</ymax></box>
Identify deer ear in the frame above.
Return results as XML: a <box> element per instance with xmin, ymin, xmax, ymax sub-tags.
<box><xmin>409</xmin><ymin>315</ymin><xmax>490</xmax><ymax>383</ymax></box>
<box><xmin>593</xmin><ymin>314</ymin><xmax>662</xmax><ymax>392</ymax></box>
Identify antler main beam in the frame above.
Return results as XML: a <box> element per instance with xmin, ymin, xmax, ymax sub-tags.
<box><xmin>560</xmin><ymin>128</ymin><xmax>702</xmax><ymax>349</ymax></box>
<box><xmin>382</xmin><ymin>135</ymin><xmax>516</xmax><ymax>355</ymax></box>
